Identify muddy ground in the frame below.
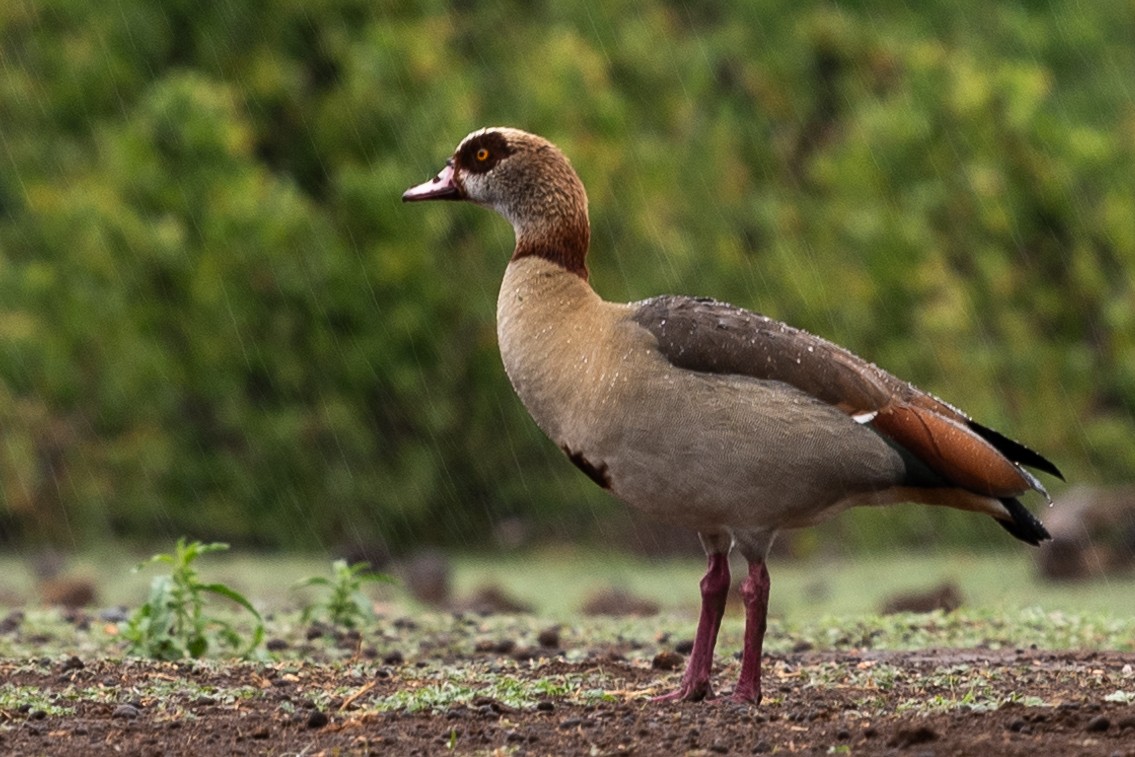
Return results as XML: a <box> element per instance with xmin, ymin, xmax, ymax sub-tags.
<box><xmin>2</xmin><ymin>645</ymin><xmax>1134</xmax><ymax>756</ymax></box>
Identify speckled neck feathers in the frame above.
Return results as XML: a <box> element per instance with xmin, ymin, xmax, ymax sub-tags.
<box><xmin>511</xmin><ymin>176</ymin><xmax>590</xmax><ymax>280</ymax></box>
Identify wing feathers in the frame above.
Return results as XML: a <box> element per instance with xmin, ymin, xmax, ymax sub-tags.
<box><xmin>869</xmin><ymin>403</ymin><xmax>1034</xmax><ymax>498</ymax></box>
<box><xmin>632</xmin><ymin>294</ymin><xmax>1059</xmax><ymax>502</ymax></box>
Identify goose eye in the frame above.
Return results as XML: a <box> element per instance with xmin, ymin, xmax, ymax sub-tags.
<box><xmin>476</xmin><ymin>148</ymin><xmax>491</xmax><ymax>162</ymax></box>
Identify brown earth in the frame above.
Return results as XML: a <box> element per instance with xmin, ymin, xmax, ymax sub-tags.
<box><xmin>3</xmin><ymin>648</ymin><xmax>1134</xmax><ymax>756</ymax></box>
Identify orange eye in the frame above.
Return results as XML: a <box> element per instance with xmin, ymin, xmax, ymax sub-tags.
<box><xmin>476</xmin><ymin>148</ymin><xmax>490</xmax><ymax>162</ymax></box>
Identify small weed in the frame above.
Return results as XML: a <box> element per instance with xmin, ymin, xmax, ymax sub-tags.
<box><xmin>295</xmin><ymin>559</ymin><xmax>392</xmax><ymax>629</ymax></box>
<box><xmin>375</xmin><ymin>670</ymin><xmax>584</xmax><ymax>713</ymax></box>
<box><xmin>122</xmin><ymin>539</ymin><xmax>264</xmax><ymax>660</ymax></box>
<box><xmin>0</xmin><ymin>684</ymin><xmax>75</xmax><ymax>717</ymax></box>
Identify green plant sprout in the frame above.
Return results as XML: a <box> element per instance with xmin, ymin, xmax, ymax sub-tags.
<box><xmin>123</xmin><ymin>539</ymin><xmax>264</xmax><ymax>660</ymax></box>
<box><xmin>294</xmin><ymin>559</ymin><xmax>391</xmax><ymax>629</ymax></box>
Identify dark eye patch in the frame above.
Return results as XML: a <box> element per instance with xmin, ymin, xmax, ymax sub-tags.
<box><xmin>456</xmin><ymin>131</ymin><xmax>513</xmax><ymax>174</ymax></box>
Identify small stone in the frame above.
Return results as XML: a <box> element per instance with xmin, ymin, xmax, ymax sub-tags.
<box><xmin>112</xmin><ymin>704</ymin><xmax>140</xmax><ymax>720</ymax></box>
<box><xmin>0</xmin><ymin>611</ymin><xmax>24</xmax><ymax>634</ymax></box>
<box><xmin>59</xmin><ymin>656</ymin><xmax>84</xmax><ymax>673</ymax></box>
<box><xmin>511</xmin><ymin>646</ymin><xmax>538</xmax><ymax>662</ymax></box>
<box><xmin>98</xmin><ymin>607</ymin><xmax>129</xmax><ymax>623</ymax></box>
<box><xmin>652</xmin><ymin>650</ymin><xmax>684</xmax><ymax>671</ymax></box>
<box><xmin>306</xmin><ymin>710</ymin><xmax>329</xmax><ymax>729</ymax></box>
<box><xmin>888</xmin><ymin>725</ymin><xmax>938</xmax><ymax>748</ymax></box>
<box><xmin>536</xmin><ymin>701</ymin><xmax>555</xmax><ymax>712</ymax></box>
<box><xmin>1085</xmin><ymin>715</ymin><xmax>1110</xmax><ymax>733</ymax></box>
<box><xmin>537</xmin><ymin>626</ymin><xmax>561</xmax><ymax>648</ymax></box>
<box><xmin>559</xmin><ymin>717</ymin><xmax>582</xmax><ymax>729</ymax></box>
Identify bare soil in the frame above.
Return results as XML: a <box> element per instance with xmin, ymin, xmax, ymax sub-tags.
<box><xmin>3</xmin><ymin>647</ymin><xmax>1134</xmax><ymax>756</ymax></box>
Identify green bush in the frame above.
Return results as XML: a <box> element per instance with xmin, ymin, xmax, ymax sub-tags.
<box><xmin>1</xmin><ymin>0</ymin><xmax>1132</xmax><ymax>550</ymax></box>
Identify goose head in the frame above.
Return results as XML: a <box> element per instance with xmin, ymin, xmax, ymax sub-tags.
<box><xmin>403</xmin><ymin>127</ymin><xmax>591</xmax><ymax>277</ymax></box>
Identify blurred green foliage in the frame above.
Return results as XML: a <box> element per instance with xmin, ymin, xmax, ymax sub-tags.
<box><xmin>1</xmin><ymin>0</ymin><xmax>1133</xmax><ymax>551</ymax></box>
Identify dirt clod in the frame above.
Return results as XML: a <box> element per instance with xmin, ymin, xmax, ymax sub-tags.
<box><xmin>651</xmin><ymin>650</ymin><xmax>684</xmax><ymax>670</ymax></box>
<box><xmin>580</xmin><ymin>588</ymin><xmax>660</xmax><ymax>617</ymax></box>
<box><xmin>1086</xmin><ymin>714</ymin><xmax>1111</xmax><ymax>732</ymax></box>
<box><xmin>112</xmin><ymin>704</ymin><xmax>139</xmax><ymax>719</ymax></box>
<box><xmin>889</xmin><ymin>724</ymin><xmax>939</xmax><ymax>747</ymax></box>
<box><xmin>537</xmin><ymin>626</ymin><xmax>561</xmax><ymax>648</ymax></box>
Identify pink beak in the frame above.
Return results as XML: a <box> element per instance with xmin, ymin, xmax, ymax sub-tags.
<box><xmin>402</xmin><ymin>163</ymin><xmax>463</xmax><ymax>202</ymax></box>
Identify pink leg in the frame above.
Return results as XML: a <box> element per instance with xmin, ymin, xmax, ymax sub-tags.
<box><xmin>732</xmin><ymin>560</ymin><xmax>770</xmax><ymax>703</ymax></box>
<box><xmin>654</xmin><ymin>551</ymin><xmax>730</xmax><ymax>702</ymax></box>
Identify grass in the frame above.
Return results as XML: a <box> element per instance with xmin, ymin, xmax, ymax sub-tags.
<box><xmin>0</xmin><ymin>545</ymin><xmax>1132</xmax><ymax>664</ymax></box>
<box><xmin>4</xmin><ymin>544</ymin><xmax>1133</xmax><ymax>622</ymax></box>
<box><xmin>1</xmin><ymin>543</ymin><xmax>1131</xmax><ymax>737</ymax></box>
<box><xmin>450</xmin><ymin>547</ymin><xmax>1135</xmax><ymax>621</ymax></box>
<box><xmin>0</xmin><ymin>569</ymin><xmax>1131</xmax><ymax>725</ymax></box>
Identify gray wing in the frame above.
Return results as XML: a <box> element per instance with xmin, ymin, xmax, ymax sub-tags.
<box><xmin>631</xmin><ymin>295</ymin><xmax>1061</xmax><ymax>497</ymax></box>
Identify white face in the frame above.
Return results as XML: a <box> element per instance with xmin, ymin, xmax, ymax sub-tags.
<box><xmin>406</xmin><ymin>127</ymin><xmax>580</xmax><ymax>238</ymax></box>
<box><xmin>403</xmin><ymin>127</ymin><xmax>520</xmax><ymax>205</ymax></box>
<box><xmin>448</xmin><ymin>129</ymin><xmax>528</xmax><ymax>221</ymax></box>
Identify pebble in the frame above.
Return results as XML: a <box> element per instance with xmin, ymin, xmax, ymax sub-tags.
<box><xmin>651</xmin><ymin>650</ymin><xmax>684</xmax><ymax>671</ymax></box>
<box><xmin>112</xmin><ymin>704</ymin><xmax>140</xmax><ymax>720</ymax></box>
<box><xmin>306</xmin><ymin>710</ymin><xmax>329</xmax><ymax>729</ymax></box>
<box><xmin>537</xmin><ymin>626</ymin><xmax>561</xmax><ymax>648</ymax></box>
<box><xmin>59</xmin><ymin>656</ymin><xmax>84</xmax><ymax>673</ymax></box>
<box><xmin>889</xmin><ymin>725</ymin><xmax>938</xmax><ymax>748</ymax></box>
<box><xmin>1085</xmin><ymin>715</ymin><xmax>1110</xmax><ymax>733</ymax></box>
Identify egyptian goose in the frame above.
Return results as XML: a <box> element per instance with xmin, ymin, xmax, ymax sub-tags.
<box><xmin>403</xmin><ymin>128</ymin><xmax>1062</xmax><ymax>704</ymax></box>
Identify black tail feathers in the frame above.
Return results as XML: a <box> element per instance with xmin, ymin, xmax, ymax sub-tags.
<box><xmin>967</xmin><ymin>420</ymin><xmax>1064</xmax><ymax>481</ymax></box>
<box><xmin>995</xmin><ymin>497</ymin><xmax>1051</xmax><ymax>546</ymax></box>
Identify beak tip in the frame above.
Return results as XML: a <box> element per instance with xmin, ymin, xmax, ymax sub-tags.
<box><xmin>403</xmin><ymin>163</ymin><xmax>461</xmax><ymax>202</ymax></box>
